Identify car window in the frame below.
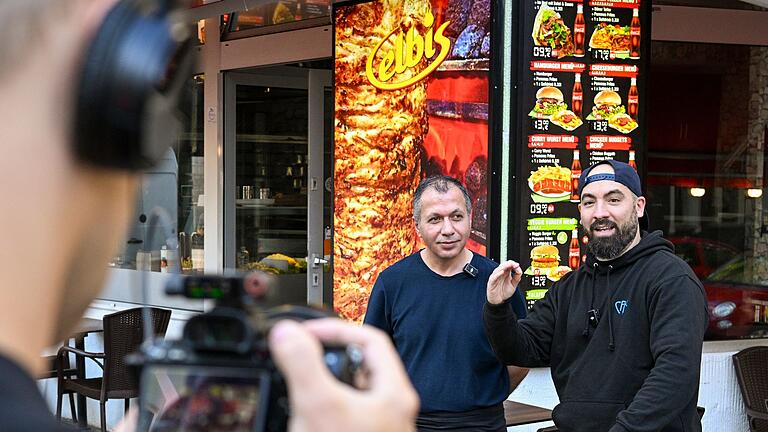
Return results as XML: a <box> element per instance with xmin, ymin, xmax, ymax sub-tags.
<box><xmin>702</xmin><ymin>243</ymin><xmax>737</xmax><ymax>269</ymax></box>
<box><xmin>674</xmin><ymin>243</ymin><xmax>699</xmax><ymax>267</ymax></box>
<box><xmin>707</xmin><ymin>255</ymin><xmax>768</xmax><ymax>287</ymax></box>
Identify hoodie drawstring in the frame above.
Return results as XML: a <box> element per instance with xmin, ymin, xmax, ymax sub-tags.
<box><xmin>606</xmin><ymin>266</ymin><xmax>616</xmax><ymax>351</ymax></box>
<box><xmin>583</xmin><ymin>263</ymin><xmax>617</xmax><ymax>352</ymax></box>
<box><xmin>583</xmin><ymin>263</ymin><xmax>598</xmax><ymax>337</ymax></box>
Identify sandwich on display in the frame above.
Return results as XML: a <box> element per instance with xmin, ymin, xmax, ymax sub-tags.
<box><xmin>530</xmin><ymin>86</ymin><xmax>567</xmax><ymax>118</ymax></box>
<box><xmin>532</xmin><ymin>5</ymin><xmax>575</xmax><ymax>59</ymax></box>
<box><xmin>526</xmin><ymin>244</ymin><xmax>560</xmax><ymax>275</ymax></box>
<box><xmin>586</xmin><ymin>90</ymin><xmax>638</xmax><ymax>133</ymax></box>
<box><xmin>525</xmin><ymin>244</ymin><xmax>572</xmax><ymax>282</ymax></box>
<box><xmin>530</xmin><ymin>86</ymin><xmax>584</xmax><ymax>131</ymax></box>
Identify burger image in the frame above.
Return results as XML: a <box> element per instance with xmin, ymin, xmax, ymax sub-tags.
<box><xmin>588</xmin><ymin>90</ymin><xmax>625</xmax><ymax>120</ymax></box>
<box><xmin>530</xmin><ymin>86</ymin><xmax>567</xmax><ymax>119</ymax></box>
<box><xmin>526</xmin><ymin>244</ymin><xmax>561</xmax><ymax>276</ymax></box>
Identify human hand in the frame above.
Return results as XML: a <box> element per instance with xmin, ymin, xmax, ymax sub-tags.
<box><xmin>487</xmin><ymin>260</ymin><xmax>522</xmax><ymax>305</ymax></box>
<box><xmin>113</xmin><ymin>408</ymin><xmax>137</xmax><ymax>432</ymax></box>
<box><xmin>268</xmin><ymin>318</ymin><xmax>419</xmax><ymax>432</ymax></box>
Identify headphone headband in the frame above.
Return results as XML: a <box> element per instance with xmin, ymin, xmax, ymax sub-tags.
<box><xmin>74</xmin><ymin>0</ymin><xmax>194</xmax><ymax>171</ymax></box>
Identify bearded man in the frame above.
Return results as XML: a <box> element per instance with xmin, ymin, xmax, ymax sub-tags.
<box><xmin>483</xmin><ymin>160</ymin><xmax>708</xmax><ymax>432</ymax></box>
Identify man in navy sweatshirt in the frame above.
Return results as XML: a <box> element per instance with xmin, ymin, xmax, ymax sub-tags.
<box><xmin>365</xmin><ymin>175</ymin><xmax>529</xmax><ymax>431</ymax></box>
<box><xmin>484</xmin><ymin>160</ymin><xmax>708</xmax><ymax>432</ymax></box>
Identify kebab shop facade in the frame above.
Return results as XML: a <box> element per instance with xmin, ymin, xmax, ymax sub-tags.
<box><xmin>79</xmin><ymin>0</ymin><xmax>768</xmax><ymax>430</ymax></box>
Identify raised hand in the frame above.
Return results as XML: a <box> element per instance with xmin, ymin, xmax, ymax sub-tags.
<box><xmin>487</xmin><ymin>260</ymin><xmax>523</xmax><ymax>305</ymax></box>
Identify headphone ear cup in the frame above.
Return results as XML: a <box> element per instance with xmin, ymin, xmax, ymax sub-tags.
<box><xmin>74</xmin><ymin>0</ymin><xmax>193</xmax><ymax>171</ymax></box>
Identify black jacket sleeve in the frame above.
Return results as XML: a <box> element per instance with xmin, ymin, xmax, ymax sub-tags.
<box><xmin>483</xmin><ymin>286</ymin><xmax>559</xmax><ymax>368</ymax></box>
<box><xmin>609</xmin><ymin>274</ymin><xmax>709</xmax><ymax>432</ymax></box>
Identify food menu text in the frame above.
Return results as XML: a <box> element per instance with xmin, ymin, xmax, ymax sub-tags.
<box><xmin>518</xmin><ymin>0</ymin><xmax>647</xmax><ymax>307</ymax></box>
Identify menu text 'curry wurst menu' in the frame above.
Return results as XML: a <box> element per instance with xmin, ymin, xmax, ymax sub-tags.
<box><xmin>518</xmin><ymin>0</ymin><xmax>648</xmax><ymax>307</ymax></box>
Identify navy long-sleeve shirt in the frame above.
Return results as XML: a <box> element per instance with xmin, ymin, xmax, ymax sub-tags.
<box><xmin>364</xmin><ymin>251</ymin><xmax>527</xmax><ymax>413</ymax></box>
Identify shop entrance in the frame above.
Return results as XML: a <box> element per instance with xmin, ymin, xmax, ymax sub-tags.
<box><xmin>223</xmin><ymin>64</ymin><xmax>332</xmax><ymax>306</ymax></box>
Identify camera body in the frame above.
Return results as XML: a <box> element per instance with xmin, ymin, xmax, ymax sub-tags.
<box><xmin>133</xmin><ymin>274</ymin><xmax>362</xmax><ymax>432</ymax></box>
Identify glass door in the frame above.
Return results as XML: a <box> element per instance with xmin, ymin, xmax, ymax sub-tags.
<box><xmin>224</xmin><ymin>67</ymin><xmax>331</xmax><ymax>306</ymax></box>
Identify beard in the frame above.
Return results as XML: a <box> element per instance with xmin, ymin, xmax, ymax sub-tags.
<box><xmin>586</xmin><ymin>213</ymin><xmax>639</xmax><ymax>260</ymax></box>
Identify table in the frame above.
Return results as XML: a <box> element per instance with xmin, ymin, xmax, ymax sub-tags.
<box><xmin>71</xmin><ymin>318</ymin><xmax>103</xmax><ymax>431</ymax></box>
<box><xmin>504</xmin><ymin>400</ymin><xmax>553</xmax><ymax>427</ymax></box>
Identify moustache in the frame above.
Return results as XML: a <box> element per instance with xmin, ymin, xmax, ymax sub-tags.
<box><xmin>590</xmin><ymin>219</ymin><xmax>618</xmax><ymax>231</ymax></box>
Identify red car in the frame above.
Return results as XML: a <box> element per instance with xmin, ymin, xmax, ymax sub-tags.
<box><xmin>702</xmin><ymin>256</ymin><xmax>768</xmax><ymax>340</ymax></box>
<box><xmin>668</xmin><ymin>236</ymin><xmax>738</xmax><ymax>281</ymax></box>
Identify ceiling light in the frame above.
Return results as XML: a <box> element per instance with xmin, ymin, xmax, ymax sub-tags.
<box><xmin>690</xmin><ymin>188</ymin><xmax>706</xmax><ymax>198</ymax></box>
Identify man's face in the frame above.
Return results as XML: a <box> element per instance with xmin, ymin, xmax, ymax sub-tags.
<box><xmin>578</xmin><ymin>164</ymin><xmax>645</xmax><ymax>260</ymax></box>
<box><xmin>415</xmin><ymin>185</ymin><xmax>471</xmax><ymax>261</ymax></box>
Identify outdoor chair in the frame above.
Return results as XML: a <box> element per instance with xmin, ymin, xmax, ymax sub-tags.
<box><xmin>41</xmin><ymin>354</ymin><xmax>78</xmax><ymax>422</ymax></box>
<box><xmin>733</xmin><ymin>346</ymin><xmax>768</xmax><ymax>432</ymax></box>
<box><xmin>56</xmin><ymin>307</ymin><xmax>171</xmax><ymax>432</ymax></box>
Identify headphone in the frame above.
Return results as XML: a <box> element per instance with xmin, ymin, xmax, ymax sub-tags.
<box><xmin>74</xmin><ymin>0</ymin><xmax>194</xmax><ymax>171</ymax></box>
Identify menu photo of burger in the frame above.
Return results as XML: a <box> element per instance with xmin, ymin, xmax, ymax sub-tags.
<box><xmin>532</xmin><ymin>5</ymin><xmax>575</xmax><ymax>58</ymax></box>
<box><xmin>528</xmin><ymin>165</ymin><xmax>571</xmax><ymax>202</ymax></box>
<box><xmin>586</xmin><ymin>90</ymin><xmax>638</xmax><ymax>133</ymax></box>
<box><xmin>529</xmin><ymin>86</ymin><xmax>583</xmax><ymax>131</ymax></box>
<box><xmin>530</xmin><ymin>86</ymin><xmax>567</xmax><ymax>119</ymax></box>
<box><xmin>525</xmin><ymin>244</ymin><xmax>560</xmax><ymax>276</ymax></box>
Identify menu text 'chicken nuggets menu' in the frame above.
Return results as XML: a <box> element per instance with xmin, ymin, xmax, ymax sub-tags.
<box><xmin>517</xmin><ymin>0</ymin><xmax>648</xmax><ymax>307</ymax></box>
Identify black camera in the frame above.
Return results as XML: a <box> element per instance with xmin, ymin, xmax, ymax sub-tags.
<box><xmin>132</xmin><ymin>273</ymin><xmax>363</xmax><ymax>432</ymax></box>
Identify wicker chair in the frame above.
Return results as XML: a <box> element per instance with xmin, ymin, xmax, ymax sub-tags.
<box><xmin>41</xmin><ymin>354</ymin><xmax>78</xmax><ymax>422</ymax></box>
<box><xmin>733</xmin><ymin>346</ymin><xmax>768</xmax><ymax>432</ymax></box>
<box><xmin>56</xmin><ymin>308</ymin><xmax>171</xmax><ymax>432</ymax></box>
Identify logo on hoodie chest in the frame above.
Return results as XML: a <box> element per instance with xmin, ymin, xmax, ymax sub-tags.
<box><xmin>614</xmin><ymin>300</ymin><xmax>629</xmax><ymax>315</ymax></box>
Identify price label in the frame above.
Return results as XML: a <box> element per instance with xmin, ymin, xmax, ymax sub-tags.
<box><xmin>592</xmin><ymin>49</ymin><xmax>611</xmax><ymax>61</ymax></box>
<box><xmin>533</xmin><ymin>46</ymin><xmax>552</xmax><ymax>58</ymax></box>
<box><xmin>529</xmin><ymin>203</ymin><xmax>551</xmax><ymax>215</ymax></box>
<box><xmin>591</xmin><ymin>121</ymin><xmax>609</xmax><ymax>132</ymax></box>
<box><xmin>533</xmin><ymin>119</ymin><xmax>550</xmax><ymax>131</ymax></box>
<box><xmin>531</xmin><ymin>276</ymin><xmax>548</xmax><ymax>287</ymax></box>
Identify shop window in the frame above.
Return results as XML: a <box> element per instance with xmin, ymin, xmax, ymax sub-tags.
<box><xmin>220</xmin><ymin>0</ymin><xmax>331</xmax><ymax>39</ymax></box>
<box><xmin>647</xmin><ymin>40</ymin><xmax>768</xmax><ymax>340</ymax></box>
<box><xmin>108</xmin><ymin>74</ymin><xmax>205</xmax><ymax>274</ymax></box>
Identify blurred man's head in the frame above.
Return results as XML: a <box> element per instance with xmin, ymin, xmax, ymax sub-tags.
<box><xmin>578</xmin><ymin>161</ymin><xmax>646</xmax><ymax>261</ymax></box>
<box><xmin>413</xmin><ymin>176</ymin><xmax>472</xmax><ymax>263</ymax></box>
<box><xmin>0</xmin><ymin>0</ymin><xmax>138</xmax><ymax>359</ymax></box>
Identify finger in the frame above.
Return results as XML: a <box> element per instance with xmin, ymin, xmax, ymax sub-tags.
<box><xmin>509</xmin><ymin>261</ymin><xmax>523</xmax><ymax>275</ymax></box>
<box><xmin>268</xmin><ymin>320</ymin><xmax>337</xmax><ymax>394</ymax></box>
<box><xmin>497</xmin><ymin>260</ymin><xmax>519</xmax><ymax>272</ymax></box>
<box><xmin>303</xmin><ymin>319</ymin><xmax>413</xmax><ymax>393</ymax></box>
<box><xmin>113</xmin><ymin>408</ymin><xmax>138</xmax><ymax>432</ymax></box>
<box><xmin>488</xmin><ymin>263</ymin><xmax>513</xmax><ymax>285</ymax></box>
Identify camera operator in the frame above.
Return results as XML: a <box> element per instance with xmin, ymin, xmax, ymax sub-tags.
<box><xmin>0</xmin><ymin>1</ymin><xmax>417</xmax><ymax>431</ymax></box>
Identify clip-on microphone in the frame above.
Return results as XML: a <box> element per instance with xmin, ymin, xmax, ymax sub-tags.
<box><xmin>587</xmin><ymin>308</ymin><xmax>600</xmax><ymax>328</ymax></box>
<box><xmin>463</xmin><ymin>263</ymin><xmax>479</xmax><ymax>278</ymax></box>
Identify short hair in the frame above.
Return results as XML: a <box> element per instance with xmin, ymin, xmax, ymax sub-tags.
<box><xmin>413</xmin><ymin>175</ymin><xmax>472</xmax><ymax>222</ymax></box>
<box><xmin>0</xmin><ymin>1</ymin><xmax>72</xmax><ymax>79</ymax></box>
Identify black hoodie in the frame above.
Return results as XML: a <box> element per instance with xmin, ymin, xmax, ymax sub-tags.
<box><xmin>483</xmin><ymin>231</ymin><xmax>708</xmax><ymax>432</ymax></box>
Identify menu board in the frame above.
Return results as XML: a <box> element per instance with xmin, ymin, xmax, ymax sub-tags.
<box><xmin>334</xmin><ymin>0</ymin><xmax>497</xmax><ymax>322</ymax></box>
<box><xmin>517</xmin><ymin>0</ymin><xmax>648</xmax><ymax>307</ymax></box>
